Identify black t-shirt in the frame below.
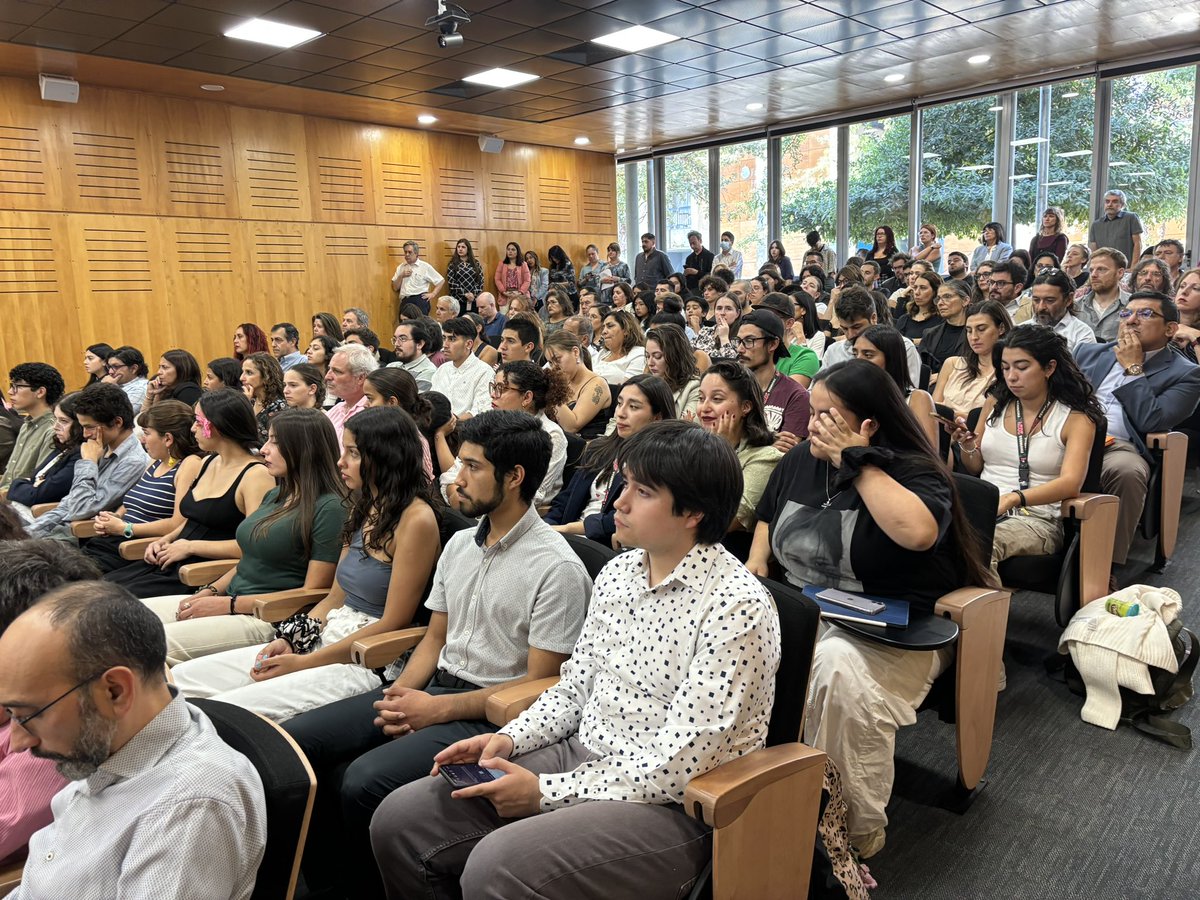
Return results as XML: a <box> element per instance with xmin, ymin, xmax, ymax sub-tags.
<box><xmin>919</xmin><ymin>321</ymin><xmax>966</xmax><ymax>372</ymax></box>
<box><xmin>894</xmin><ymin>313</ymin><xmax>941</xmax><ymax>342</ymax></box>
<box><xmin>755</xmin><ymin>444</ymin><xmax>961</xmax><ymax>613</ymax></box>
<box><xmin>684</xmin><ymin>248</ymin><xmax>715</xmax><ymax>292</ymax></box>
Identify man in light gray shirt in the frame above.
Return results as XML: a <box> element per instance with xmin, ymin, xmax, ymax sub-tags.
<box><xmin>26</xmin><ymin>383</ymin><xmax>148</xmax><ymax>541</ymax></box>
<box><xmin>387</xmin><ymin>320</ymin><xmax>438</xmax><ymax>391</ymax></box>
<box><xmin>283</xmin><ymin>410</ymin><xmax>591</xmax><ymax>898</ymax></box>
<box><xmin>1089</xmin><ymin>190</ymin><xmax>1144</xmax><ymax>265</ymax></box>
<box><xmin>1</xmin><ymin>581</ymin><xmax>266</xmax><ymax>899</ymax></box>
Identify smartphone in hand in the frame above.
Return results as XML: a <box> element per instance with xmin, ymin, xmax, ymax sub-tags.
<box><xmin>439</xmin><ymin>764</ymin><xmax>506</xmax><ymax>789</ymax></box>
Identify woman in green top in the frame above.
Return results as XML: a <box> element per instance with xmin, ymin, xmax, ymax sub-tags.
<box><xmin>143</xmin><ymin>407</ymin><xmax>347</xmax><ymax>665</ymax></box>
<box><xmin>694</xmin><ymin>360</ymin><xmax>783</xmax><ymax>533</ymax></box>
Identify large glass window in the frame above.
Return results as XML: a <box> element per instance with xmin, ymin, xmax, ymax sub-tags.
<box><xmin>919</xmin><ymin>97</ymin><xmax>997</xmax><ymax>272</ymax></box>
<box><xmin>1012</xmin><ymin>78</ymin><xmax>1095</xmax><ymax>256</ymax></box>
<box><xmin>1107</xmin><ymin>65</ymin><xmax>1195</xmax><ymax>253</ymax></box>
<box><xmin>780</xmin><ymin>129</ymin><xmax>838</xmax><ymax>271</ymax></box>
<box><xmin>661</xmin><ymin>150</ymin><xmax>710</xmax><ymax>269</ymax></box>
<box><xmin>615</xmin><ymin>163</ymin><xmax>627</xmax><ymax>259</ymax></box>
<box><xmin>616</xmin><ymin>161</ymin><xmax>651</xmax><ymax>265</ymax></box>
<box><xmin>848</xmin><ymin>115</ymin><xmax>911</xmax><ymax>258</ymax></box>
<box><xmin>719</xmin><ymin>140</ymin><xmax>768</xmax><ymax>274</ymax></box>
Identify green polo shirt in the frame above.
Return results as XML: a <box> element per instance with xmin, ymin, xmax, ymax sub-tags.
<box><xmin>776</xmin><ymin>343</ymin><xmax>820</xmax><ymax>379</ymax></box>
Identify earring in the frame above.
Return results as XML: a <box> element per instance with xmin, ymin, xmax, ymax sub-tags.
<box><xmin>167</xmin><ymin>455</ymin><xmax>177</xmax><ymax>469</ymax></box>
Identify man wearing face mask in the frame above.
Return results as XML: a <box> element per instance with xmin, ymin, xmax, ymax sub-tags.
<box><xmin>712</xmin><ymin>230</ymin><xmax>744</xmax><ymax>279</ymax></box>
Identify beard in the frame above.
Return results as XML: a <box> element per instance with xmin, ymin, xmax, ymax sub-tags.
<box><xmin>31</xmin><ymin>693</ymin><xmax>117</xmax><ymax>781</ymax></box>
<box><xmin>457</xmin><ymin>481</ymin><xmax>504</xmax><ymax>519</ymax></box>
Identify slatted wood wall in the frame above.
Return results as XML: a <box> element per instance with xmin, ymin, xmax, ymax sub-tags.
<box><xmin>0</xmin><ymin>77</ymin><xmax>617</xmax><ymax>386</ymax></box>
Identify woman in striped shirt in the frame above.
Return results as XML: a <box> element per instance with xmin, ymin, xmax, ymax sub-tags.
<box><xmin>82</xmin><ymin>400</ymin><xmax>204</xmax><ymax>573</ymax></box>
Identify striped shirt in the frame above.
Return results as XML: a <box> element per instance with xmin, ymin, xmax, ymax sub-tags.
<box><xmin>122</xmin><ymin>462</ymin><xmax>179</xmax><ymax>524</ymax></box>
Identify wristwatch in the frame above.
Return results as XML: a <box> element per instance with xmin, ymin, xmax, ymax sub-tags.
<box><xmin>1124</xmin><ymin>364</ymin><xmax>1144</xmax><ymax>376</ymax></box>
<box><xmin>123</xmin><ymin>523</ymin><xmax>134</xmax><ymax>539</ymax></box>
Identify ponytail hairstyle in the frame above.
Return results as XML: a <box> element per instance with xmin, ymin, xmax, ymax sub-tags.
<box><xmin>365</xmin><ymin>367</ymin><xmax>433</xmax><ymax>431</ymax></box>
<box><xmin>137</xmin><ymin>399</ymin><xmax>201</xmax><ymax>460</ymax></box>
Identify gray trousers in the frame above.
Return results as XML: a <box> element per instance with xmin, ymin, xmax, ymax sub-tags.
<box><xmin>369</xmin><ymin>736</ymin><xmax>712</xmax><ymax>900</ymax></box>
<box><xmin>1100</xmin><ymin>438</ymin><xmax>1151</xmax><ymax>566</ymax></box>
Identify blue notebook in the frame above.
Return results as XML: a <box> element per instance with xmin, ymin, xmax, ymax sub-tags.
<box><xmin>802</xmin><ymin>585</ymin><xmax>910</xmax><ymax>629</ymax></box>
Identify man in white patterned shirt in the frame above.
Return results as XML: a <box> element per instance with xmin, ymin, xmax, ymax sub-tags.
<box><xmin>1</xmin><ymin>581</ymin><xmax>265</xmax><ymax>899</ymax></box>
<box><xmin>371</xmin><ymin>419</ymin><xmax>781</xmax><ymax>899</ymax></box>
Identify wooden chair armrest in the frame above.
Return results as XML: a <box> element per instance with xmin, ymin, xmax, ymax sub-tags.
<box><xmin>30</xmin><ymin>502</ymin><xmax>57</xmax><ymax>517</ymax></box>
<box><xmin>1146</xmin><ymin>431</ymin><xmax>1187</xmax><ymax>559</ymax></box>
<box><xmin>0</xmin><ymin>854</ymin><xmax>25</xmax><ymax>898</ymax></box>
<box><xmin>178</xmin><ymin>559</ymin><xmax>238</xmax><ymax>587</ymax></box>
<box><xmin>1061</xmin><ymin>492</ymin><xmax>1118</xmax><ymax>519</ymax></box>
<box><xmin>71</xmin><ymin>520</ymin><xmax>100</xmax><ymax>538</ymax></box>
<box><xmin>250</xmin><ymin>590</ymin><xmax>329</xmax><ymax>623</ymax></box>
<box><xmin>485</xmin><ymin>676</ymin><xmax>561</xmax><ymax>726</ymax></box>
<box><xmin>119</xmin><ymin>537</ymin><xmax>157</xmax><ymax>560</ymax></box>
<box><xmin>684</xmin><ymin>742</ymin><xmax>826</xmax><ymax>829</ymax></box>
<box><xmin>1145</xmin><ymin>431</ymin><xmax>1174</xmax><ymax>452</ymax></box>
<box><xmin>350</xmin><ymin>627</ymin><xmax>428</xmax><ymax>669</ymax></box>
<box><xmin>936</xmin><ymin>586</ymin><xmax>1010</xmax><ymax>790</ymax></box>
<box><xmin>685</xmin><ymin>743</ymin><xmax>825</xmax><ymax>900</ymax></box>
<box><xmin>1065</xmin><ymin>494</ymin><xmax>1119</xmax><ymax>606</ymax></box>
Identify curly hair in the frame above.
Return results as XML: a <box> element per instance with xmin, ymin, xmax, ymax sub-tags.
<box><xmin>235</xmin><ymin>323</ymin><xmax>270</xmax><ymax>360</ymax></box>
<box><xmin>987</xmin><ymin>325</ymin><xmax>1106</xmax><ymax>427</ymax></box>
<box><xmin>498</xmin><ymin>361</ymin><xmax>570</xmax><ymax>421</ymax></box>
<box><xmin>243</xmin><ymin>352</ymin><xmax>285</xmax><ymax>407</ymax></box>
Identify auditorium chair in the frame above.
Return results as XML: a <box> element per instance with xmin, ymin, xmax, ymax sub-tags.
<box><xmin>189</xmin><ymin>698</ymin><xmax>316</xmax><ymax>900</ymax></box>
<box><xmin>1138</xmin><ymin>431</ymin><xmax>1188</xmax><ymax>572</ymax></box>
<box><xmin>996</xmin><ymin>424</ymin><xmax>1120</xmax><ymax>626</ymax></box>
<box><xmin>484</xmin><ymin>571</ymin><xmax>827</xmax><ymax>900</ymax></box>
<box><xmin>0</xmin><ymin>856</ymin><xmax>23</xmax><ymax>898</ymax></box>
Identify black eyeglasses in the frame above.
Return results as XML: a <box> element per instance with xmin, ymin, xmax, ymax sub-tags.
<box><xmin>9</xmin><ymin>671</ymin><xmax>106</xmax><ymax>730</ymax></box>
<box><xmin>1118</xmin><ymin>308</ymin><xmax>1165</xmax><ymax>321</ymax></box>
<box><xmin>106</xmin><ymin>364</ymin><xmax>128</xmax><ymax>372</ymax></box>
<box><xmin>989</xmin><ymin>279</ymin><xmax>1014</xmax><ymax>287</ymax></box>
<box><xmin>731</xmin><ymin>335</ymin><xmax>767</xmax><ymax>349</ymax></box>
<box><xmin>8</xmin><ymin>382</ymin><xmax>31</xmax><ymax>392</ymax></box>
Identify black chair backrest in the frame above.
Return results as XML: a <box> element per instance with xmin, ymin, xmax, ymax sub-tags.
<box><xmin>918</xmin><ymin>363</ymin><xmax>931</xmax><ymax>391</ymax></box>
<box><xmin>1082</xmin><ymin>420</ymin><xmax>1107</xmax><ymax>494</ymax></box>
<box><xmin>952</xmin><ymin>472</ymin><xmax>999</xmax><ymax>571</ymax></box>
<box><xmin>564</xmin><ymin>532</ymin><xmax>617</xmax><ymax>582</ymax></box>
<box><xmin>560</xmin><ymin>431</ymin><xmax>587</xmax><ymax>490</ymax></box>
<box><xmin>934</xmin><ymin>401</ymin><xmax>955</xmax><ymax>459</ymax></box>
<box><xmin>410</xmin><ymin>506</ymin><xmax>481</xmax><ymax>626</ymax></box>
<box><xmin>758</xmin><ymin>577</ymin><xmax>822</xmax><ymax>747</ymax></box>
<box><xmin>189</xmin><ymin>698</ymin><xmax>313</xmax><ymax>900</ymax></box>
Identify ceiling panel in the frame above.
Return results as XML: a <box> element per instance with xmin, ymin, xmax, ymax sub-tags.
<box><xmin>0</xmin><ymin>0</ymin><xmax>1194</xmax><ymax>155</ymax></box>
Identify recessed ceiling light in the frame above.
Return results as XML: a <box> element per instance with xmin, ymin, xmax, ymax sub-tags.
<box><xmin>989</xmin><ymin>105</ymin><xmax>1004</xmax><ymax>112</ymax></box>
<box><xmin>1010</xmin><ymin>137</ymin><xmax>1048</xmax><ymax>146</ymax></box>
<box><xmin>225</xmin><ymin>18</ymin><xmax>321</xmax><ymax>48</ymax></box>
<box><xmin>968</xmin><ymin>54</ymin><xmax>991</xmax><ymax>64</ymax></box>
<box><xmin>1063</xmin><ymin>91</ymin><xmax>1080</xmax><ymax>98</ymax></box>
<box><xmin>574</xmin><ymin>136</ymin><xmax>590</xmax><ymax>145</ymax></box>
<box><xmin>1056</xmin><ymin>149</ymin><xmax>1092</xmax><ymax>157</ymax></box>
<box><xmin>417</xmin><ymin>114</ymin><xmax>437</xmax><ymax>124</ymax></box>
<box><xmin>200</xmin><ymin>83</ymin><xmax>225</xmax><ymax>92</ymax></box>
<box><xmin>884</xmin><ymin>73</ymin><xmax>905</xmax><ymax>83</ymax></box>
<box><xmin>463</xmin><ymin>67</ymin><xmax>538</xmax><ymax>89</ymax></box>
<box><xmin>592</xmin><ymin>25</ymin><xmax>678</xmax><ymax>53</ymax></box>
<box><xmin>616</xmin><ymin>148</ymin><xmax>626</xmax><ymax>153</ymax></box>
<box><xmin>746</xmin><ymin>102</ymin><xmax>764</xmax><ymax>111</ymax></box>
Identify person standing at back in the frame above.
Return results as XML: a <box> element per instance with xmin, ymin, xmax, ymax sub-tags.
<box><xmin>633</xmin><ymin>232</ymin><xmax>673</xmax><ymax>286</ymax></box>
<box><xmin>1089</xmin><ymin>190</ymin><xmax>1144</xmax><ymax>266</ymax></box>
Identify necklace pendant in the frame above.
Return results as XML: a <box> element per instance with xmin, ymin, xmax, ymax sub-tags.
<box><xmin>821</xmin><ymin>499</ymin><xmax>832</xmax><ymax>509</ymax></box>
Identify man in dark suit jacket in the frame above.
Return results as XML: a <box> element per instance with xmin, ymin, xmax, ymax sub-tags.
<box><xmin>1074</xmin><ymin>291</ymin><xmax>1200</xmax><ymax>566</ymax></box>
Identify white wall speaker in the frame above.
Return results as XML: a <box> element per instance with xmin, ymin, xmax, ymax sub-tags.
<box><xmin>478</xmin><ymin>134</ymin><xmax>504</xmax><ymax>154</ymax></box>
<box><xmin>39</xmin><ymin>74</ymin><xmax>79</xmax><ymax>104</ymax></box>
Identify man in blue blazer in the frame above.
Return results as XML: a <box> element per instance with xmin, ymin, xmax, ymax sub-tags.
<box><xmin>1075</xmin><ymin>291</ymin><xmax>1200</xmax><ymax>566</ymax></box>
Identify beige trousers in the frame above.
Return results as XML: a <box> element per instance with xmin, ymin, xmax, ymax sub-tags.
<box><xmin>990</xmin><ymin>512</ymin><xmax>1063</xmax><ymax>582</ymax></box>
<box><xmin>143</xmin><ymin>595</ymin><xmax>276</xmax><ymax>667</ymax></box>
<box><xmin>804</xmin><ymin>623</ymin><xmax>954</xmax><ymax>842</ymax></box>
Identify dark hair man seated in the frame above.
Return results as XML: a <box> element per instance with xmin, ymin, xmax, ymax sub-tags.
<box><xmin>370</xmin><ymin>419</ymin><xmax>782</xmax><ymax>900</ymax></box>
<box><xmin>0</xmin><ymin>580</ymin><xmax>266</xmax><ymax>897</ymax></box>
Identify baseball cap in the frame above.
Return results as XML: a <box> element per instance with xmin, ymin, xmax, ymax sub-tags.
<box><xmin>753</xmin><ymin>291</ymin><xmax>795</xmax><ymax>320</ymax></box>
<box><xmin>735</xmin><ymin>310</ymin><xmax>789</xmax><ymax>363</ymax></box>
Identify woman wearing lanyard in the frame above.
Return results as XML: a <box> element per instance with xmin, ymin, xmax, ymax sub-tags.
<box><xmin>948</xmin><ymin>325</ymin><xmax>1102</xmax><ymax>579</ymax></box>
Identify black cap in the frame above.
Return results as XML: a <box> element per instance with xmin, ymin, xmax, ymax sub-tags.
<box><xmin>735</xmin><ymin>310</ymin><xmax>789</xmax><ymax>363</ymax></box>
<box><xmin>754</xmin><ymin>292</ymin><xmax>795</xmax><ymax>320</ymax></box>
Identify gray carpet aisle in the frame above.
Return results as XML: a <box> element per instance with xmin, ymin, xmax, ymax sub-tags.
<box><xmin>869</xmin><ymin>483</ymin><xmax>1200</xmax><ymax>899</ymax></box>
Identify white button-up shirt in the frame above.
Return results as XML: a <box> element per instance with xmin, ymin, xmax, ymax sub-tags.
<box><xmin>500</xmin><ymin>542</ymin><xmax>781</xmax><ymax>809</ymax></box>
<box><xmin>429</xmin><ymin>352</ymin><xmax>493</xmax><ymax>417</ymax></box>
<box><xmin>1093</xmin><ymin>346</ymin><xmax>1164</xmax><ymax>440</ymax></box>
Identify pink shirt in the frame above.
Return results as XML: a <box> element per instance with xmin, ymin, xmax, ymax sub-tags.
<box><xmin>0</xmin><ymin>720</ymin><xmax>67</xmax><ymax>862</ymax></box>
<box><xmin>325</xmin><ymin>394</ymin><xmax>369</xmax><ymax>452</ymax></box>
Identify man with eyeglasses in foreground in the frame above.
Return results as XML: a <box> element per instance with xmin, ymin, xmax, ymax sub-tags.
<box><xmin>0</xmin><ymin>363</ymin><xmax>64</xmax><ymax>496</ymax></box>
<box><xmin>0</xmin><ymin>580</ymin><xmax>266</xmax><ymax>898</ymax></box>
<box><xmin>1075</xmin><ymin>291</ymin><xmax>1200</xmax><ymax>574</ymax></box>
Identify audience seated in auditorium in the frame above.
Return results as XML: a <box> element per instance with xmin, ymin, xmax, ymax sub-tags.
<box><xmin>462</xmin><ymin>312</ymin><xmax>501</xmax><ymax>368</ymax></box>
<box><xmin>430</xmin><ymin>317</ymin><xmax>493</xmax><ymax>421</ymax></box>
<box><xmin>82</xmin><ymin>343</ymin><xmax>114</xmax><ymax>387</ymax></box>
<box><xmin>1075</xmin><ymin>248</ymin><xmax>1132</xmax><ymax>341</ymax></box>
<box><xmin>543</xmin><ymin>330</ymin><xmax>611</xmax><ymax>439</ymax></box>
<box><xmin>498</xmin><ymin>315</ymin><xmax>542</xmax><ymax>365</ymax></box>
<box><xmin>594</xmin><ymin>308</ymin><xmax>647</xmax><ymax>384</ymax></box>
<box><xmin>696</xmin><ymin>360</ymin><xmax>783</xmax><ymax>533</ymax></box>
<box><xmin>825</xmin><ymin>286</ymin><xmax>922</xmax><ymax>385</ymax></box>
<box><xmin>1019</xmin><ymin>269</ymin><xmax>1097</xmax><ymax>353</ymax></box>
<box><xmin>986</xmin><ymin>259</ymin><xmax>1028</xmax><ymax>322</ymax></box>
<box><xmin>386</xmin><ymin>320</ymin><xmax>437</xmax><ymax>391</ymax></box>
<box><xmin>282</xmin><ymin>363</ymin><xmax>327</xmax><ymax>410</ymax></box>
<box><xmin>102</xmin><ymin>346</ymin><xmax>150</xmax><ymax>415</ymax></box>
<box><xmin>372</xmin><ymin>419</ymin><xmax>778</xmax><ymax>899</ymax></box>
<box><xmin>232</xmin><ymin>323</ymin><xmax>269</xmax><ymax>362</ymax></box>
<box><xmin>0</xmin><ymin>581</ymin><xmax>266</xmax><ymax>898</ymax></box>
<box><xmin>920</xmin><ymin>276</ymin><xmax>972</xmax><ymax>374</ymax></box>
<box><xmin>103</xmin><ymin>390</ymin><xmax>276</xmax><ymax>606</ymax></box>
<box><xmin>1155</xmin><ymin>239</ymin><xmax>1185</xmax><ymax>291</ymax></box>
<box><xmin>933</xmin><ymin>300</ymin><xmax>1012</xmax><ymax>419</ymax></box>
<box><xmin>546</xmin><ymin>374</ymin><xmax>675</xmax><ymax>544</ymax></box>
<box><xmin>476</xmin><ymin>292</ymin><xmax>507</xmax><ymax>345</ymax></box>
<box><xmin>173</xmin><ymin>407</ymin><xmax>437</xmax><ymax>725</ymax></box>
<box><xmin>755</xmin><ymin>292</ymin><xmax>820</xmax><ymax>385</ymax></box>
<box><xmin>544</xmin><ymin>287</ymin><xmax>574</xmax><ymax>333</ymax></box>
<box><xmin>141</xmin><ymin>349</ymin><xmax>202</xmax><ymax>409</ymax></box>
<box><xmin>362</xmin><ymin>368</ymin><xmax>434</xmax><ymax>477</ymax></box>
<box><xmin>894</xmin><ymin>268</ymin><xmax>942</xmax><ymax>342</ymax></box>
<box><xmin>81</xmin><ymin>401</ymin><xmax>203</xmax><ymax>573</ymax></box>
<box><xmin>311</xmin><ymin>312</ymin><xmax>343</xmax><ymax>344</ymax></box>
<box><xmin>692</xmin><ymin>292</ymin><xmax>742</xmax><ymax>360</ymax></box>
<box><xmin>735</xmin><ymin>310</ymin><xmax>810</xmax><ymax>437</ymax></box>
<box><xmin>645</xmin><ymin>325</ymin><xmax>701</xmax><ymax>419</ymax></box>
<box><xmin>25</xmin><ymin>384</ymin><xmax>149</xmax><ymax>543</ymax></box>
<box><xmin>1074</xmin><ymin>291</ymin><xmax>1200</xmax><ymax>573</ymax></box>
<box><xmin>204</xmin><ymin>357</ymin><xmax>243</xmax><ymax>393</ymax></box>
<box><xmin>0</xmin><ymin>540</ymin><xmax>101</xmax><ymax>866</ymax></box>
<box><xmin>284</xmin><ymin>410</ymin><xmax>590</xmax><ymax>899</ymax></box>
<box><xmin>239</xmin><ymin>352</ymin><xmax>286</xmax><ymax>446</ymax></box>
<box><xmin>852</xmin><ymin>325</ymin><xmax>940</xmax><ymax>451</ymax></box>
<box><xmin>951</xmin><ymin>326</ymin><xmax>1102</xmax><ymax>577</ymax></box>
<box><xmin>324</xmin><ymin>343</ymin><xmax>378</xmax><ymax>450</ymax></box>
<box><xmin>748</xmin><ymin>359</ymin><xmax>991</xmax><ymax>859</ymax></box>
<box><xmin>1171</xmin><ymin>268</ymin><xmax>1200</xmax><ymax>361</ymax></box>
<box><xmin>6</xmin><ymin>392</ymin><xmax>82</xmax><ymax>518</ymax></box>
<box><xmin>270</xmin><ymin>323</ymin><xmax>306</xmax><ymax>372</ymax></box>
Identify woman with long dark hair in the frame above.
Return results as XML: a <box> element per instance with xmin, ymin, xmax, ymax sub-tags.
<box><xmin>312</xmin><ymin>312</ymin><xmax>344</xmax><ymax>343</ymax></box>
<box><xmin>240</xmin><ymin>351</ymin><xmax>287</xmax><ymax>445</ymax></box>
<box><xmin>950</xmin><ymin>324</ymin><xmax>1102</xmax><ymax>574</ymax></box>
<box><xmin>445</xmin><ymin>237</ymin><xmax>484</xmax><ymax>315</ymax></box>
<box><xmin>83</xmin><ymin>400</ymin><xmax>205</xmax><ymax>572</ymax></box>
<box><xmin>544</xmin><ymin>330</ymin><xmax>611</xmax><ymax>439</ymax></box>
<box><xmin>283</xmin><ymin>363</ymin><xmax>327</xmax><ymax>410</ymax></box>
<box><xmin>934</xmin><ymin>300</ymin><xmax>1012</xmax><ymax>419</ymax></box>
<box><xmin>172</xmin><ymin>406</ymin><xmax>439</xmax><ymax>722</ymax></box>
<box><xmin>364</xmin><ymin>367</ymin><xmax>434</xmax><ymax>478</ymax></box>
<box><xmin>894</xmin><ymin>269</ymin><xmax>942</xmax><ymax>342</ymax></box>
<box><xmin>852</xmin><ymin>324</ymin><xmax>940</xmax><ymax>451</ymax></box>
<box><xmin>645</xmin><ymin>324</ymin><xmax>701</xmax><ymax>418</ymax></box>
<box><xmin>524</xmin><ymin>248</ymin><xmax>547</xmax><ymax>308</ymax></box>
<box><xmin>860</xmin><ymin>226</ymin><xmax>898</xmax><ymax>280</ymax></box>
<box><xmin>544</xmin><ymin>374</ymin><xmax>676</xmax><ymax>542</ymax></box>
<box><xmin>696</xmin><ymin>360</ymin><xmax>782</xmax><ymax>532</ymax></box>
<box><xmin>233</xmin><ymin>322</ymin><xmax>270</xmax><ymax>361</ymax></box>
<box><xmin>144</xmin><ymin>349</ymin><xmax>202</xmax><ymax>409</ymax></box>
<box><xmin>83</xmin><ymin>343</ymin><xmax>114</xmax><ymax>386</ymax></box>
<box><xmin>594</xmin><ymin>308</ymin><xmax>647</xmax><ymax>384</ymax></box>
<box><xmin>547</xmin><ymin>244</ymin><xmax>577</xmax><ymax>300</ymax></box>
<box><xmin>7</xmin><ymin>392</ymin><xmax>84</xmax><ymax>511</ymax></box>
<box><xmin>204</xmin><ymin>357</ymin><xmax>243</xmax><ymax>392</ymax></box>
<box><xmin>767</xmin><ymin>239</ymin><xmax>794</xmax><ymax>283</ymax></box>
<box><xmin>748</xmin><ymin>358</ymin><xmax>993</xmax><ymax>859</ymax></box>
<box><xmin>495</xmin><ymin>241</ymin><xmax>531</xmax><ymax>299</ymax></box>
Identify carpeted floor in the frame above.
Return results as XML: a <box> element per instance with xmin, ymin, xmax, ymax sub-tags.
<box><xmin>869</xmin><ymin>482</ymin><xmax>1200</xmax><ymax>899</ymax></box>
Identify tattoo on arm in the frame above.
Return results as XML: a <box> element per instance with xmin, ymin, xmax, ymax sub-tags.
<box><xmin>590</xmin><ymin>384</ymin><xmax>604</xmax><ymax>405</ymax></box>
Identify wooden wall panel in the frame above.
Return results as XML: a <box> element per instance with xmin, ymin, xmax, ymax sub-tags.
<box><xmin>0</xmin><ymin>76</ymin><xmax>615</xmax><ymax>386</ymax></box>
